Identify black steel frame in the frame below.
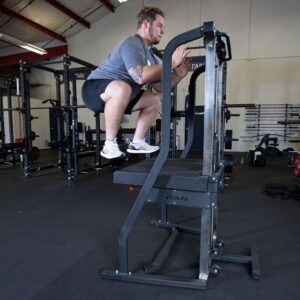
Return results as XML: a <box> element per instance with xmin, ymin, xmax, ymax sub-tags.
<box><xmin>17</xmin><ymin>55</ymin><xmax>109</xmax><ymax>179</ymax></box>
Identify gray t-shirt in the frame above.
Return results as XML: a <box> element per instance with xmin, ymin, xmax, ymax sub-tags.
<box><xmin>87</xmin><ymin>34</ymin><xmax>159</xmax><ymax>99</ymax></box>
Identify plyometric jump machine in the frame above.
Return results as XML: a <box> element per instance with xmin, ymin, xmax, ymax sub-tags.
<box><xmin>101</xmin><ymin>22</ymin><xmax>260</xmax><ymax>289</ymax></box>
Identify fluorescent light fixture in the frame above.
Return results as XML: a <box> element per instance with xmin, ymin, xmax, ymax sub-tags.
<box><xmin>0</xmin><ymin>33</ymin><xmax>48</xmax><ymax>55</ymax></box>
<box><xmin>118</xmin><ymin>0</ymin><xmax>127</xmax><ymax>3</ymax></box>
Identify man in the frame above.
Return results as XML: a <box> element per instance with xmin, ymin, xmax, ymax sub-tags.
<box><xmin>82</xmin><ymin>6</ymin><xmax>190</xmax><ymax>159</ymax></box>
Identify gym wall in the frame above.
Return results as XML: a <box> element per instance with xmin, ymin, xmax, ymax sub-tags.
<box><xmin>31</xmin><ymin>0</ymin><xmax>300</xmax><ymax>152</ymax></box>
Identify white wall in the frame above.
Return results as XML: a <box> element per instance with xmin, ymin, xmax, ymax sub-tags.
<box><xmin>28</xmin><ymin>0</ymin><xmax>300</xmax><ymax>151</ymax></box>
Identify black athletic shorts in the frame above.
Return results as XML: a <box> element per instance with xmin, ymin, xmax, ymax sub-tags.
<box><xmin>81</xmin><ymin>79</ymin><xmax>144</xmax><ymax>114</ymax></box>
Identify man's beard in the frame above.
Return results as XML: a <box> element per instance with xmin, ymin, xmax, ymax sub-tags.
<box><xmin>149</xmin><ymin>27</ymin><xmax>159</xmax><ymax>45</ymax></box>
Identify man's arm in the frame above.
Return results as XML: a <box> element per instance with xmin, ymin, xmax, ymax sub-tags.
<box><xmin>128</xmin><ymin>45</ymin><xmax>190</xmax><ymax>86</ymax></box>
<box><xmin>151</xmin><ymin>57</ymin><xmax>191</xmax><ymax>92</ymax></box>
<box><xmin>128</xmin><ymin>64</ymin><xmax>162</xmax><ymax>85</ymax></box>
<box><xmin>151</xmin><ymin>73</ymin><xmax>184</xmax><ymax>93</ymax></box>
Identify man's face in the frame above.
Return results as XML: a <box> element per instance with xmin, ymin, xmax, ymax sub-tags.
<box><xmin>148</xmin><ymin>15</ymin><xmax>165</xmax><ymax>45</ymax></box>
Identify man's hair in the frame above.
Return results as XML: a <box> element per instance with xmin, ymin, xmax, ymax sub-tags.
<box><xmin>137</xmin><ymin>6</ymin><xmax>165</xmax><ymax>29</ymax></box>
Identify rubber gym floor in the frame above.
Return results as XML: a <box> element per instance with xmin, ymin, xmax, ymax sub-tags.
<box><xmin>0</xmin><ymin>152</ymin><xmax>299</xmax><ymax>300</ymax></box>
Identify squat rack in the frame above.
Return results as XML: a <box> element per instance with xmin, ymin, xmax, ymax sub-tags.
<box><xmin>18</xmin><ymin>55</ymin><xmax>108</xmax><ymax>179</ymax></box>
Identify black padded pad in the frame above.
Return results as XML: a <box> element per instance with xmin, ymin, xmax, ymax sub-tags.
<box><xmin>114</xmin><ymin>158</ymin><xmax>209</xmax><ymax>192</ymax></box>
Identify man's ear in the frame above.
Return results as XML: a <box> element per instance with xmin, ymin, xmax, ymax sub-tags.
<box><xmin>143</xmin><ymin>20</ymin><xmax>150</xmax><ymax>29</ymax></box>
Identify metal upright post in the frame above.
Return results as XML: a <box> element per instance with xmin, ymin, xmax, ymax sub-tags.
<box><xmin>212</xmin><ymin>61</ymin><xmax>226</xmax><ymax>243</ymax></box>
<box><xmin>171</xmin><ymin>87</ymin><xmax>177</xmax><ymax>158</ymax></box>
<box><xmin>0</xmin><ymin>88</ymin><xmax>4</xmax><ymax>144</ymax></box>
<box><xmin>63</xmin><ymin>55</ymin><xmax>73</xmax><ymax>180</ymax></box>
<box><xmin>95</xmin><ymin>112</ymin><xmax>101</xmax><ymax>168</ymax></box>
<box><xmin>54</xmin><ymin>73</ymin><xmax>64</xmax><ymax>167</ymax></box>
<box><xmin>20</xmin><ymin>61</ymin><xmax>31</xmax><ymax>176</ymax></box>
<box><xmin>219</xmin><ymin>62</ymin><xmax>227</xmax><ymax>162</ymax></box>
<box><xmin>160</xmin><ymin>204</ymin><xmax>168</xmax><ymax>223</ymax></box>
<box><xmin>6</xmin><ymin>79</ymin><xmax>14</xmax><ymax>145</ymax></box>
<box><xmin>202</xmin><ymin>25</ymin><xmax>217</xmax><ymax>177</ymax></box>
<box><xmin>6</xmin><ymin>79</ymin><xmax>17</xmax><ymax>163</ymax></box>
<box><xmin>71</xmin><ymin>77</ymin><xmax>78</xmax><ymax>177</ymax></box>
<box><xmin>215</xmin><ymin>62</ymin><xmax>224</xmax><ymax>167</ymax></box>
<box><xmin>199</xmin><ymin>21</ymin><xmax>216</xmax><ymax>283</ymax></box>
<box><xmin>199</xmin><ymin>207</ymin><xmax>211</xmax><ymax>282</ymax></box>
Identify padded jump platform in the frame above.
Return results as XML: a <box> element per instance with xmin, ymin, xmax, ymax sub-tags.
<box><xmin>114</xmin><ymin>158</ymin><xmax>211</xmax><ymax>192</ymax></box>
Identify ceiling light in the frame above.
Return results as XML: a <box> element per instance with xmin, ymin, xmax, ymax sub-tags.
<box><xmin>118</xmin><ymin>0</ymin><xmax>127</xmax><ymax>3</ymax></box>
<box><xmin>0</xmin><ymin>33</ymin><xmax>48</xmax><ymax>55</ymax></box>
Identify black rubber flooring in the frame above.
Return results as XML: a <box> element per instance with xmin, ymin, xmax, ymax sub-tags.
<box><xmin>0</xmin><ymin>153</ymin><xmax>299</xmax><ymax>300</ymax></box>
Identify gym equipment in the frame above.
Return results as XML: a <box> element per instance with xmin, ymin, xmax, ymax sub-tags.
<box><xmin>15</xmin><ymin>55</ymin><xmax>118</xmax><ymax>179</ymax></box>
<box><xmin>247</xmin><ymin>133</ymin><xmax>294</xmax><ymax>167</ymax></box>
<box><xmin>264</xmin><ymin>183</ymin><xmax>288</xmax><ymax>198</ymax></box>
<box><xmin>248</xmin><ymin>149</ymin><xmax>266</xmax><ymax>167</ymax></box>
<box><xmin>28</xmin><ymin>146</ymin><xmax>40</xmax><ymax>161</ymax></box>
<box><xmin>262</xmin><ymin>115</ymin><xmax>300</xmax><ymax>199</ymax></box>
<box><xmin>169</xmin><ymin>60</ymin><xmax>241</xmax><ymax>156</ymax></box>
<box><xmin>264</xmin><ymin>182</ymin><xmax>300</xmax><ymax>201</ymax></box>
<box><xmin>101</xmin><ymin>22</ymin><xmax>260</xmax><ymax>289</ymax></box>
<box><xmin>295</xmin><ymin>156</ymin><xmax>300</xmax><ymax>177</ymax></box>
<box><xmin>243</xmin><ymin>104</ymin><xmax>300</xmax><ymax>143</ymax></box>
<box><xmin>1</xmin><ymin>132</ymin><xmax>40</xmax><ymax>161</ymax></box>
<box><xmin>0</xmin><ymin>78</ymin><xmax>20</xmax><ymax>166</ymax></box>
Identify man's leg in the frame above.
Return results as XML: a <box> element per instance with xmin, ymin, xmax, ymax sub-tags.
<box><xmin>101</xmin><ymin>80</ymin><xmax>132</xmax><ymax>140</ymax></box>
<box><xmin>132</xmin><ymin>91</ymin><xmax>161</xmax><ymax>140</ymax></box>
<box><xmin>100</xmin><ymin>80</ymin><xmax>132</xmax><ymax>159</ymax></box>
<box><xmin>127</xmin><ymin>91</ymin><xmax>161</xmax><ymax>154</ymax></box>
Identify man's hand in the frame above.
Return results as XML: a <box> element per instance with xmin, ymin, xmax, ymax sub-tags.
<box><xmin>174</xmin><ymin>57</ymin><xmax>191</xmax><ymax>78</ymax></box>
<box><xmin>171</xmin><ymin>45</ymin><xmax>189</xmax><ymax>69</ymax></box>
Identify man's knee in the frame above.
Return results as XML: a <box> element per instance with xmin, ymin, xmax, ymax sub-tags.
<box><xmin>141</xmin><ymin>93</ymin><xmax>161</xmax><ymax>114</ymax></box>
<box><xmin>150</xmin><ymin>93</ymin><xmax>161</xmax><ymax>110</ymax></box>
<box><xmin>132</xmin><ymin>91</ymin><xmax>161</xmax><ymax>112</ymax></box>
<box><xmin>102</xmin><ymin>81</ymin><xmax>132</xmax><ymax>103</ymax></box>
<box><xmin>115</xmin><ymin>81</ymin><xmax>132</xmax><ymax>100</ymax></box>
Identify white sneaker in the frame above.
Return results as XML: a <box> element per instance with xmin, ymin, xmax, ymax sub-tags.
<box><xmin>127</xmin><ymin>141</ymin><xmax>159</xmax><ymax>154</ymax></box>
<box><xmin>101</xmin><ymin>139</ymin><xmax>125</xmax><ymax>159</ymax></box>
